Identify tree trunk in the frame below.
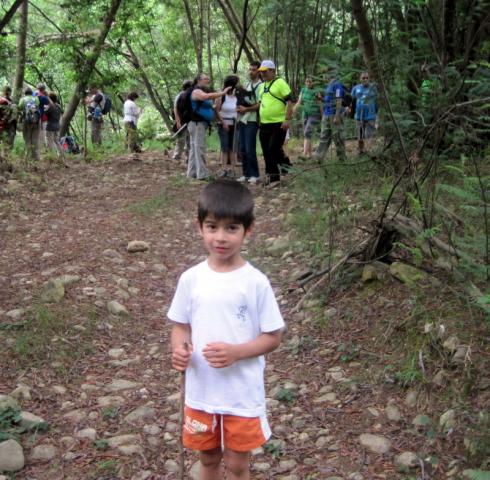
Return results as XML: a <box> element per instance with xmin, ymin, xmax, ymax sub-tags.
<box><xmin>0</xmin><ymin>0</ymin><xmax>24</xmax><ymax>33</ymax></box>
<box><xmin>12</xmin><ymin>0</ymin><xmax>28</xmax><ymax>101</ymax></box>
<box><xmin>59</xmin><ymin>0</ymin><xmax>122</xmax><ymax>137</ymax></box>
<box><xmin>206</xmin><ymin>0</ymin><xmax>214</xmax><ymax>88</ymax></box>
<box><xmin>125</xmin><ymin>41</ymin><xmax>173</xmax><ymax>131</ymax></box>
<box><xmin>232</xmin><ymin>0</ymin><xmax>249</xmax><ymax>73</ymax></box>
<box><xmin>215</xmin><ymin>0</ymin><xmax>257</xmax><ymax>62</ymax></box>
<box><xmin>350</xmin><ymin>0</ymin><xmax>378</xmax><ymax>79</ymax></box>
<box><xmin>182</xmin><ymin>0</ymin><xmax>203</xmax><ymax>72</ymax></box>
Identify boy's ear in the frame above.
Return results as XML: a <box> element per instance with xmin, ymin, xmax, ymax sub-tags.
<box><xmin>195</xmin><ymin>218</ymin><xmax>203</xmax><ymax>236</ymax></box>
<box><xmin>245</xmin><ymin>220</ymin><xmax>255</xmax><ymax>237</ymax></box>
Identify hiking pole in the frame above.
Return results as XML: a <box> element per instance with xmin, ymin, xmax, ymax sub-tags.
<box><xmin>172</xmin><ymin>123</ymin><xmax>188</xmax><ymax>140</ymax></box>
<box><xmin>179</xmin><ymin>342</ymin><xmax>189</xmax><ymax>480</ymax></box>
<box><xmin>231</xmin><ymin>118</ymin><xmax>238</xmax><ymax>178</ymax></box>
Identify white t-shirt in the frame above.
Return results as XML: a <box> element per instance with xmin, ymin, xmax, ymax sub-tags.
<box><xmin>220</xmin><ymin>94</ymin><xmax>238</xmax><ymax>126</ymax></box>
<box><xmin>123</xmin><ymin>99</ymin><xmax>140</xmax><ymax>125</ymax></box>
<box><xmin>167</xmin><ymin>260</ymin><xmax>284</xmax><ymax>417</ymax></box>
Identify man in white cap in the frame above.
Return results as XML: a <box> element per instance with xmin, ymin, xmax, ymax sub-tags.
<box><xmin>256</xmin><ymin>60</ymin><xmax>294</xmax><ymax>183</ymax></box>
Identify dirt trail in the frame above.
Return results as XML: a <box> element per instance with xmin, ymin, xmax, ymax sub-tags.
<box><xmin>0</xmin><ymin>152</ymin><xmax>460</xmax><ymax>479</ymax></box>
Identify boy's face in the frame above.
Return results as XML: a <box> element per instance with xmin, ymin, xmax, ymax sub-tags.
<box><xmin>199</xmin><ymin>215</ymin><xmax>251</xmax><ymax>268</ymax></box>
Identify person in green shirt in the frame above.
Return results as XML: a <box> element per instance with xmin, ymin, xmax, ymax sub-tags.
<box><xmin>255</xmin><ymin>60</ymin><xmax>294</xmax><ymax>183</ymax></box>
<box><xmin>293</xmin><ymin>76</ymin><xmax>322</xmax><ymax>157</ymax></box>
<box><xmin>18</xmin><ymin>87</ymin><xmax>41</xmax><ymax>162</ymax></box>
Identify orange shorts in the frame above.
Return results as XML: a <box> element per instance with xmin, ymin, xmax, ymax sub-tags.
<box><xmin>183</xmin><ymin>406</ymin><xmax>269</xmax><ymax>452</ymax></box>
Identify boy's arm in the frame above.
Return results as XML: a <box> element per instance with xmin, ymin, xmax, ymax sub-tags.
<box><xmin>203</xmin><ymin>329</ymin><xmax>282</xmax><ymax>369</ymax></box>
<box><xmin>171</xmin><ymin>322</ymin><xmax>193</xmax><ymax>371</ymax></box>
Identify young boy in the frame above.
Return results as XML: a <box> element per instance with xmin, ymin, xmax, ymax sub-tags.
<box><xmin>168</xmin><ymin>179</ymin><xmax>284</xmax><ymax>480</ymax></box>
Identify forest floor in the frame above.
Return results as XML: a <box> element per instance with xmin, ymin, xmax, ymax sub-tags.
<box><xmin>0</xmin><ymin>146</ymin><xmax>488</xmax><ymax>480</ymax></box>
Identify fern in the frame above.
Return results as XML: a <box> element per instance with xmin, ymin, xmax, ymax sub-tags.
<box><xmin>463</xmin><ymin>470</ymin><xmax>490</xmax><ymax>480</ymax></box>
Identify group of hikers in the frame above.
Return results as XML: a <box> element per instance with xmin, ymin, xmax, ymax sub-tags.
<box><xmin>0</xmin><ymin>83</ymin><xmax>138</xmax><ymax>163</ymax></box>
<box><xmin>172</xmin><ymin>60</ymin><xmax>378</xmax><ymax>185</ymax></box>
<box><xmin>0</xmin><ymin>61</ymin><xmax>378</xmax><ymax>181</ymax></box>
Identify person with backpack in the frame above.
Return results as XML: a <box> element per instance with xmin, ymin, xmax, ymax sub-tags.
<box><xmin>0</xmin><ymin>85</ymin><xmax>17</xmax><ymax>149</ymax></box>
<box><xmin>18</xmin><ymin>87</ymin><xmax>41</xmax><ymax>162</ymax></box>
<box><xmin>293</xmin><ymin>76</ymin><xmax>323</xmax><ymax>158</ymax></box>
<box><xmin>349</xmin><ymin>71</ymin><xmax>378</xmax><ymax>155</ymax></box>
<box><xmin>314</xmin><ymin>70</ymin><xmax>347</xmax><ymax>162</ymax></box>
<box><xmin>235</xmin><ymin>61</ymin><xmax>262</xmax><ymax>184</ymax></box>
<box><xmin>85</xmin><ymin>85</ymin><xmax>108</xmax><ymax>146</ymax></box>
<box><xmin>123</xmin><ymin>91</ymin><xmax>142</xmax><ymax>153</ymax></box>
<box><xmin>256</xmin><ymin>60</ymin><xmax>294</xmax><ymax>184</ymax></box>
<box><xmin>34</xmin><ymin>83</ymin><xmax>50</xmax><ymax>149</ymax></box>
<box><xmin>214</xmin><ymin>74</ymin><xmax>240</xmax><ymax>178</ymax></box>
<box><xmin>172</xmin><ymin>80</ymin><xmax>192</xmax><ymax>162</ymax></box>
<box><xmin>45</xmin><ymin>92</ymin><xmax>65</xmax><ymax>163</ymax></box>
<box><xmin>185</xmin><ymin>73</ymin><xmax>231</xmax><ymax>180</ymax></box>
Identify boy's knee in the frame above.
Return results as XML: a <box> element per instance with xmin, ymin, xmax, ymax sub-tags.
<box><xmin>224</xmin><ymin>449</ymin><xmax>250</xmax><ymax>475</ymax></box>
<box><xmin>200</xmin><ymin>447</ymin><xmax>222</xmax><ymax>468</ymax></box>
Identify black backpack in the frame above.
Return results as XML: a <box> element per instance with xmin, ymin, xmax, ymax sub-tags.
<box><xmin>101</xmin><ymin>95</ymin><xmax>112</xmax><ymax>114</ymax></box>
<box><xmin>60</xmin><ymin>135</ymin><xmax>80</xmax><ymax>154</ymax></box>
<box><xmin>176</xmin><ymin>87</ymin><xmax>203</xmax><ymax>124</ymax></box>
<box><xmin>342</xmin><ymin>90</ymin><xmax>353</xmax><ymax>108</ymax></box>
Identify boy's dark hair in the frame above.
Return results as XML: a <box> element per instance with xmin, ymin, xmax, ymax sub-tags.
<box><xmin>198</xmin><ymin>179</ymin><xmax>254</xmax><ymax>229</ymax></box>
<box><xmin>127</xmin><ymin>91</ymin><xmax>139</xmax><ymax>100</ymax></box>
<box><xmin>48</xmin><ymin>92</ymin><xmax>57</xmax><ymax>102</ymax></box>
<box><xmin>250</xmin><ymin>60</ymin><xmax>261</xmax><ymax>68</ymax></box>
<box><xmin>24</xmin><ymin>87</ymin><xmax>33</xmax><ymax>95</ymax></box>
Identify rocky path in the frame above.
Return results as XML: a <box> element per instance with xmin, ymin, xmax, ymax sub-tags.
<box><xmin>0</xmin><ymin>153</ymin><xmax>468</xmax><ymax>479</ymax></box>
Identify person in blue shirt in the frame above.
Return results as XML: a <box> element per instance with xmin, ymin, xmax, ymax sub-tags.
<box><xmin>314</xmin><ymin>70</ymin><xmax>346</xmax><ymax>162</ymax></box>
<box><xmin>350</xmin><ymin>71</ymin><xmax>378</xmax><ymax>154</ymax></box>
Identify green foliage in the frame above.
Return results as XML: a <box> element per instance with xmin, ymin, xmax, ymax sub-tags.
<box><xmin>93</xmin><ymin>439</ymin><xmax>110</xmax><ymax>450</ymax></box>
<box><xmin>101</xmin><ymin>407</ymin><xmax>119</xmax><ymax>420</ymax></box>
<box><xmin>7</xmin><ymin>304</ymin><xmax>98</xmax><ymax>370</ymax></box>
<box><xmin>128</xmin><ymin>191</ymin><xmax>169</xmax><ymax>217</ymax></box>
<box><xmin>0</xmin><ymin>406</ymin><xmax>22</xmax><ymax>442</ymax></box>
<box><xmin>264</xmin><ymin>440</ymin><xmax>284</xmax><ymax>458</ymax></box>
<box><xmin>464</xmin><ymin>470</ymin><xmax>490</xmax><ymax>480</ymax></box>
<box><xmin>274</xmin><ymin>388</ymin><xmax>296</xmax><ymax>404</ymax></box>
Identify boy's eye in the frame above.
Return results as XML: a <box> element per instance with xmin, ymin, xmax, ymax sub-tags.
<box><xmin>228</xmin><ymin>225</ymin><xmax>239</xmax><ymax>231</ymax></box>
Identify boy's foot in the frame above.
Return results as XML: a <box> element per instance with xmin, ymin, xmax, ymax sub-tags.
<box><xmin>237</xmin><ymin>176</ymin><xmax>247</xmax><ymax>182</ymax></box>
<box><xmin>248</xmin><ymin>176</ymin><xmax>259</xmax><ymax>184</ymax></box>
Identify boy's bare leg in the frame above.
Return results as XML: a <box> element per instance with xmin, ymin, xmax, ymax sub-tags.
<box><xmin>224</xmin><ymin>449</ymin><xmax>250</xmax><ymax>480</ymax></box>
<box><xmin>200</xmin><ymin>447</ymin><xmax>223</xmax><ymax>480</ymax></box>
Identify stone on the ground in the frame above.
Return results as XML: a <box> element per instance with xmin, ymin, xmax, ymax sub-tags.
<box><xmin>443</xmin><ymin>335</ymin><xmax>459</xmax><ymax>352</ymax></box>
<box><xmin>124</xmin><ymin>406</ymin><xmax>156</xmax><ymax>424</ymax></box>
<box><xmin>97</xmin><ymin>395</ymin><xmax>125</xmax><ymax>407</ymax></box>
<box><xmin>0</xmin><ymin>439</ymin><xmax>25</xmax><ymax>472</ymax></box>
<box><xmin>5</xmin><ymin>308</ymin><xmax>24</xmax><ymax>321</ymax></box>
<box><xmin>52</xmin><ymin>385</ymin><xmax>67</xmax><ymax>395</ymax></box>
<box><xmin>452</xmin><ymin>346</ymin><xmax>469</xmax><ymax>364</ymax></box>
<box><xmin>108</xmin><ymin>348</ymin><xmax>125</xmax><ymax>358</ymax></box>
<box><xmin>190</xmin><ymin>461</ymin><xmax>201</xmax><ymax>480</ymax></box>
<box><xmin>107</xmin><ymin>434</ymin><xmax>141</xmax><ymax>448</ymax></box>
<box><xmin>404</xmin><ymin>390</ymin><xmax>418</xmax><ymax>407</ymax></box>
<box><xmin>267</xmin><ymin>236</ymin><xmax>290</xmax><ymax>255</ymax></box>
<box><xmin>107</xmin><ymin>300</ymin><xmax>129</xmax><ymax>317</ymax></box>
<box><xmin>117</xmin><ymin>444</ymin><xmax>144</xmax><ymax>455</ymax></box>
<box><xmin>314</xmin><ymin>393</ymin><xmax>337</xmax><ymax>403</ymax></box>
<box><xmin>127</xmin><ymin>240</ymin><xmax>150</xmax><ymax>253</ymax></box>
<box><xmin>19</xmin><ymin>411</ymin><xmax>47</xmax><ymax>431</ymax></box>
<box><xmin>432</xmin><ymin>370</ymin><xmax>448</xmax><ymax>387</ymax></box>
<box><xmin>103</xmin><ymin>249</ymin><xmax>122</xmax><ymax>258</ymax></box>
<box><xmin>412</xmin><ymin>414</ymin><xmax>432</xmax><ymax>428</ymax></box>
<box><xmin>10</xmin><ymin>384</ymin><xmax>31</xmax><ymax>401</ymax></box>
<box><xmin>279</xmin><ymin>459</ymin><xmax>297</xmax><ymax>470</ymax></box>
<box><xmin>385</xmin><ymin>404</ymin><xmax>402</xmax><ymax>422</ymax></box>
<box><xmin>63</xmin><ymin>409</ymin><xmax>87</xmax><ymax>423</ymax></box>
<box><xmin>359</xmin><ymin>433</ymin><xmax>392</xmax><ymax>454</ymax></box>
<box><xmin>56</xmin><ymin>274</ymin><xmax>81</xmax><ymax>287</ymax></box>
<box><xmin>0</xmin><ymin>394</ymin><xmax>20</xmax><ymax>411</ymax></box>
<box><xmin>395</xmin><ymin>451</ymin><xmax>420</xmax><ymax>469</ymax></box>
<box><xmin>439</xmin><ymin>409</ymin><xmax>457</xmax><ymax>432</ymax></box>
<box><xmin>31</xmin><ymin>444</ymin><xmax>58</xmax><ymax>461</ymax></box>
<box><xmin>254</xmin><ymin>462</ymin><xmax>272</xmax><ymax>472</ymax></box>
<box><xmin>348</xmin><ymin>474</ymin><xmax>364</xmax><ymax>480</ymax></box>
<box><xmin>40</xmin><ymin>278</ymin><xmax>65</xmax><ymax>303</ymax></box>
<box><xmin>164</xmin><ymin>459</ymin><xmax>179</xmax><ymax>473</ymax></box>
<box><xmin>389</xmin><ymin>262</ymin><xmax>427</xmax><ymax>285</ymax></box>
<box><xmin>107</xmin><ymin>379</ymin><xmax>140</xmax><ymax>392</ymax></box>
<box><xmin>75</xmin><ymin>428</ymin><xmax>97</xmax><ymax>441</ymax></box>
<box><xmin>132</xmin><ymin>471</ymin><xmax>152</xmax><ymax>480</ymax></box>
<box><xmin>362</xmin><ymin>265</ymin><xmax>378</xmax><ymax>282</ymax></box>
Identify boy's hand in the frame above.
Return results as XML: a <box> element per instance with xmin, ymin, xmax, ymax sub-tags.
<box><xmin>172</xmin><ymin>343</ymin><xmax>193</xmax><ymax>372</ymax></box>
<box><xmin>202</xmin><ymin>343</ymin><xmax>239</xmax><ymax>368</ymax></box>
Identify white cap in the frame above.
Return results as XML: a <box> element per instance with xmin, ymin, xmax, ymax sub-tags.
<box><xmin>258</xmin><ymin>60</ymin><xmax>276</xmax><ymax>71</ymax></box>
